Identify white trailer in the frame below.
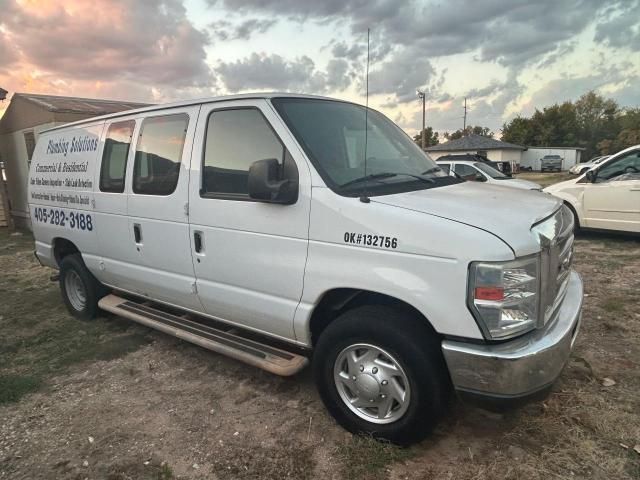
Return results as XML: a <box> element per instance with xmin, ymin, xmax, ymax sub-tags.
<box><xmin>520</xmin><ymin>147</ymin><xmax>584</xmax><ymax>172</ymax></box>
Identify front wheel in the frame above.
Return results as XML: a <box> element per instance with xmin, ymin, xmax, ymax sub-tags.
<box><xmin>313</xmin><ymin>305</ymin><xmax>450</xmax><ymax>445</ymax></box>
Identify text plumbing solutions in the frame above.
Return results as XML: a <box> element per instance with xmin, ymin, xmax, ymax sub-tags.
<box><xmin>46</xmin><ymin>135</ymin><xmax>98</xmax><ymax>157</ymax></box>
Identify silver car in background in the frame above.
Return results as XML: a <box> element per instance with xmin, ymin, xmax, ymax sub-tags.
<box><xmin>569</xmin><ymin>155</ymin><xmax>609</xmax><ymax>175</ymax></box>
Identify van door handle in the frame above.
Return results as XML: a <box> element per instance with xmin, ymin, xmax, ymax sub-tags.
<box><xmin>133</xmin><ymin>224</ymin><xmax>142</xmax><ymax>244</ymax></box>
<box><xmin>194</xmin><ymin>231</ymin><xmax>203</xmax><ymax>253</ymax></box>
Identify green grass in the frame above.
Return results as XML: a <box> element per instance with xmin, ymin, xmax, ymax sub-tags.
<box><xmin>0</xmin><ymin>374</ymin><xmax>42</xmax><ymax>405</ymax></box>
<box><xmin>336</xmin><ymin>436</ymin><xmax>414</xmax><ymax>480</ymax></box>
<box><xmin>156</xmin><ymin>463</ymin><xmax>175</xmax><ymax>480</ymax></box>
<box><xmin>106</xmin><ymin>462</ymin><xmax>175</xmax><ymax>480</ymax></box>
<box><xmin>0</xmin><ymin>229</ymin><xmax>151</xmax><ymax>405</ymax></box>
<box><xmin>600</xmin><ymin>296</ymin><xmax>628</xmax><ymax>314</ymax></box>
<box><xmin>514</xmin><ymin>171</ymin><xmax>573</xmax><ymax>188</ymax></box>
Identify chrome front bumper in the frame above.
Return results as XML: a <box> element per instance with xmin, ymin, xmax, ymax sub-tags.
<box><xmin>442</xmin><ymin>270</ymin><xmax>583</xmax><ymax>403</ymax></box>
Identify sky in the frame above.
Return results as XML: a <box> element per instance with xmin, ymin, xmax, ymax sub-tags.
<box><xmin>0</xmin><ymin>0</ymin><xmax>639</xmax><ymax>137</ymax></box>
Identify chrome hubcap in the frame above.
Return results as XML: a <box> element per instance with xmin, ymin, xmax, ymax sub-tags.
<box><xmin>64</xmin><ymin>270</ymin><xmax>87</xmax><ymax>311</ymax></box>
<box><xmin>333</xmin><ymin>343</ymin><xmax>411</xmax><ymax>424</ymax></box>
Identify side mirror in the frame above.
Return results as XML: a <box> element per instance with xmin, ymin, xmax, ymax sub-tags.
<box><xmin>585</xmin><ymin>170</ymin><xmax>596</xmax><ymax>183</ymax></box>
<box><xmin>475</xmin><ymin>173</ymin><xmax>487</xmax><ymax>182</ymax></box>
<box><xmin>248</xmin><ymin>158</ymin><xmax>298</xmax><ymax>204</ymax></box>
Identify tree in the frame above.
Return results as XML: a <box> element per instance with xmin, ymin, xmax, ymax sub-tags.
<box><xmin>501</xmin><ymin>91</ymin><xmax>630</xmax><ymax>158</ymax></box>
<box><xmin>412</xmin><ymin>127</ymin><xmax>439</xmax><ymax>148</ymax></box>
<box><xmin>501</xmin><ymin>116</ymin><xmax>533</xmax><ymax>145</ymax></box>
<box><xmin>574</xmin><ymin>91</ymin><xmax>619</xmax><ymax>157</ymax></box>
<box><xmin>597</xmin><ymin>108</ymin><xmax>640</xmax><ymax>154</ymax></box>
<box><xmin>444</xmin><ymin>125</ymin><xmax>494</xmax><ymax>140</ymax></box>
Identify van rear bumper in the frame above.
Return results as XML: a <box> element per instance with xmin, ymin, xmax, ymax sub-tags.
<box><xmin>441</xmin><ymin>270</ymin><xmax>583</xmax><ymax>409</ymax></box>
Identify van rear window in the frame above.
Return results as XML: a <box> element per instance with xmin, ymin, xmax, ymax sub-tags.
<box><xmin>100</xmin><ymin>120</ymin><xmax>135</xmax><ymax>193</ymax></box>
<box><xmin>133</xmin><ymin>114</ymin><xmax>188</xmax><ymax>196</ymax></box>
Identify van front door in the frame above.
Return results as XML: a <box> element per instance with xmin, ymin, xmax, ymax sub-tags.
<box><xmin>583</xmin><ymin>150</ymin><xmax>640</xmax><ymax>232</ymax></box>
<box><xmin>126</xmin><ymin>106</ymin><xmax>203</xmax><ymax>311</ymax></box>
<box><xmin>188</xmin><ymin>100</ymin><xmax>311</xmax><ymax>342</ymax></box>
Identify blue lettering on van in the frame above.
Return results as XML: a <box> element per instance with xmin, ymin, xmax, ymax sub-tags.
<box><xmin>33</xmin><ymin>207</ymin><xmax>93</xmax><ymax>231</ymax></box>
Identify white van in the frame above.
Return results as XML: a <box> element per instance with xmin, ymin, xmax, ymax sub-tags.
<box><xmin>28</xmin><ymin>94</ymin><xmax>582</xmax><ymax>444</ymax></box>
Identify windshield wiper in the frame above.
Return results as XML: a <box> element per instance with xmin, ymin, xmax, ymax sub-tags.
<box><xmin>421</xmin><ymin>167</ymin><xmax>441</xmax><ymax>175</ymax></box>
<box><xmin>340</xmin><ymin>172</ymin><xmax>434</xmax><ymax>189</ymax></box>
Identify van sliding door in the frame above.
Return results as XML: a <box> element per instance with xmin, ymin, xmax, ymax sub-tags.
<box><xmin>125</xmin><ymin>106</ymin><xmax>203</xmax><ymax>311</ymax></box>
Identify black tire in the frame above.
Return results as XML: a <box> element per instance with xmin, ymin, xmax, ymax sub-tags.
<box><xmin>313</xmin><ymin>305</ymin><xmax>450</xmax><ymax>445</ymax></box>
<box><xmin>59</xmin><ymin>253</ymin><xmax>107</xmax><ymax>320</ymax></box>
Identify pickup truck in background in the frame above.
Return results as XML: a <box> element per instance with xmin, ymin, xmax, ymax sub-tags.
<box><xmin>540</xmin><ymin>155</ymin><xmax>563</xmax><ymax>172</ymax></box>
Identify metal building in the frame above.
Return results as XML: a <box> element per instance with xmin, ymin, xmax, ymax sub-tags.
<box><xmin>520</xmin><ymin>147</ymin><xmax>585</xmax><ymax>172</ymax></box>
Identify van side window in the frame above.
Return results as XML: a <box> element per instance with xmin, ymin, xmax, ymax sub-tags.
<box><xmin>133</xmin><ymin>114</ymin><xmax>188</xmax><ymax>195</ymax></box>
<box><xmin>202</xmin><ymin>108</ymin><xmax>285</xmax><ymax>196</ymax></box>
<box><xmin>99</xmin><ymin>120</ymin><xmax>135</xmax><ymax>193</ymax></box>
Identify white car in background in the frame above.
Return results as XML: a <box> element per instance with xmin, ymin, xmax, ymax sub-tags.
<box><xmin>437</xmin><ymin>159</ymin><xmax>542</xmax><ymax>190</ymax></box>
<box><xmin>545</xmin><ymin>145</ymin><xmax>640</xmax><ymax>233</ymax></box>
<box><xmin>569</xmin><ymin>156</ymin><xmax>609</xmax><ymax>175</ymax></box>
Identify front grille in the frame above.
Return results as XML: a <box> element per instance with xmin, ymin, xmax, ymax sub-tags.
<box><xmin>534</xmin><ymin>206</ymin><xmax>575</xmax><ymax>327</ymax></box>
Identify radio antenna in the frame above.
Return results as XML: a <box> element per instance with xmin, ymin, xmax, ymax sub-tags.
<box><xmin>360</xmin><ymin>27</ymin><xmax>371</xmax><ymax>204</ymax></box>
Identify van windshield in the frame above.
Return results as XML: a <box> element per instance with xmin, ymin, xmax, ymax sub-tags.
<box><xmin>271</xmin><ymin>98</ymin><xmax>457</xmax><ymax>196</ymax></box>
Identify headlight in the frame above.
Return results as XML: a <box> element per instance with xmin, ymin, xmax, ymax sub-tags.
<box><xmin>468</xmin><ymin>255</ymin><xmax>540</xmax><ymax>340</ymax></box>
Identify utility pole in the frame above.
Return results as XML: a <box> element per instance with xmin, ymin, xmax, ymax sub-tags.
<box><xmin>417</xmin><ymin>90</ymin><xmax>426</xmax><ymax>149</ymax></box>
<box><xmin>463</xmin><ymin>97</ymin><xmax>468</xmax><ymax>133</ymax></box>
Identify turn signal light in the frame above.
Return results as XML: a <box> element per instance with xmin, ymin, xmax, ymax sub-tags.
<box><xmin>474</xmin><ymin>287</ymin><xmax>504</xmax><ymax>301</ymax></box>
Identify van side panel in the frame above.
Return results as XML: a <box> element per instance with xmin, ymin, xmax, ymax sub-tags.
<box><xmin>88</xmin><ymin>116</ymin><xmax>142</xmax><ymax>292</ymax></box>
<box><xmin>28</xmin><ymin>123</ymin><xmax>104</xmax><ymax>268</ymax></box>
<box><xmin>294</xmin><ymin>187</ymin><xmax>515</xmax><ymax>344</ymax></box>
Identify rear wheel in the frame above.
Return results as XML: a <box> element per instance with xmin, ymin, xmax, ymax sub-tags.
<box><xmin>59</xmin><ymin>254</ymin><xmax>107</xmax><ymax>320</ymax></box>
<box><xmin>313</xmin><ymin>305</ymin><xmax>450</xmax><ymax>445</ymax></box>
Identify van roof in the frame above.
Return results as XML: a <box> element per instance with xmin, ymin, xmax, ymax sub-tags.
<box><xmin>42</xmin><ymin>92</ymin><xmax>353</xmax><ymax>133</ymax></box>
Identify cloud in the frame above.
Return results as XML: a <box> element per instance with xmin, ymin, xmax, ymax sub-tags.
<box><xmin>368</xmin><ymin>50</ymin><xmax>435</xmax><ymax>102</ymax></box>
<box><xmin>209</xmin><ymin>0</ymin><xmax>610</xmax><ymax>65</ymax></box>
<box><xmin>518</xmin><ymin>64</ymin><xmax>639</xmax><ymax>117</ymax></box>
<box><xmin>209</xmin><ymin>18</ymin><xmax>277</xmax><ymax>41</ymax></box>
<box><xmin>206</xmin><ymin>0</ymin><xmax>631</xmax><ymax>114</ymax></box>
<box><xmin>0</xmin><ymin>0</ymin><xmax>214</xmax><ymax>102</ymax></box>
<box><xmin>331</xmin><ymin>41</ymin><xmax>365</xmax><ymax>61</ymax></box>
<box><xmin>217</xmin><ymin>52</ymin><xmax>351</xmax><ymax>93</ymax></box>
<box><xmin>326</xmin><ymin>58</ymin><xmax>353</xmax><ymax>91</ymax></box>
<box><xmin>594</xmin><ymin>0</ymin><xmax>640</xmax><ymax>51</ymax></box>
<box><xmin>0</xmin><ymin>31</ymin><xmax>18</xmax><ymax>73</ymax></box>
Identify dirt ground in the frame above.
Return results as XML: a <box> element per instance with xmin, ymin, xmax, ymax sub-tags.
<box><xmin>514</xmin><ymin>171</ymin><xmax>574</xmax><ymax>188</ymax></box>
<box><xmin>1</xmin><ymin>218</ymin><xmax>639</xmax><ymax>479</ymax></box>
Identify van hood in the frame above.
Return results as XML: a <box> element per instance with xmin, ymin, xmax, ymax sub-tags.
<box><xmin>494</xmin><ymin>178</ymin><xmax>541</xmax><ymax>190</ymax></box>
<box><xmin>373</xmin><ymin>182</ymin><xmax>561</xmax><ymax>256</ymax></box>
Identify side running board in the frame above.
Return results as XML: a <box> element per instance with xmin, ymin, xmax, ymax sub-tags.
<box><xmin>98</xmin><ymin>294</ymin><xmax>308</xmax><ymax>376</ymax></box>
